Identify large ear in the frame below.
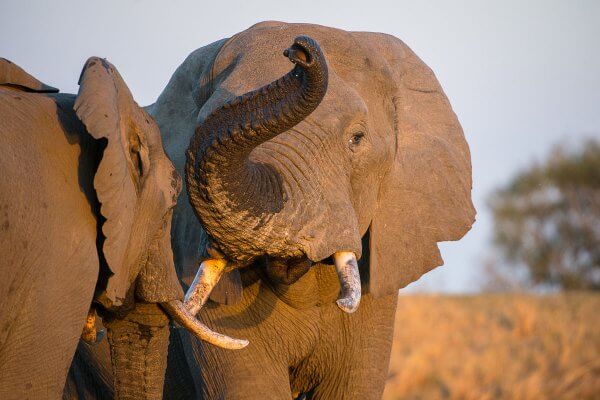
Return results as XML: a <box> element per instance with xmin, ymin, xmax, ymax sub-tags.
<box><xmin>365</xmin><ymin>34</ymin><xmax>476</xmax><ymax>297</ymax></box>
<box><xmin>0</xmin><ymin>58</ymin><xmax>58</xmax><ymax>92</ymax></box>
<box><xmin>75</xmin><ymin>57</ymin><xmax>152</xmax><ymax>306</ymax></box>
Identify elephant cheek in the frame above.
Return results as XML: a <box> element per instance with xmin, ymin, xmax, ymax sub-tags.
<box><xmin>135</xmin><ymin>225</ymin><xmax>184</xmax><ymax>303</ymax></box>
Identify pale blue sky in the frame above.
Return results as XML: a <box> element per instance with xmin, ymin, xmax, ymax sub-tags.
<box><xmin>2</xmin><ymin>0</ymin><xmax>599</xmax><ymax>292</ymax></box>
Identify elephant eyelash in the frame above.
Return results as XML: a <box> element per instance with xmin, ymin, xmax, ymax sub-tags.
<box><xmin>349</xmin><ymin>132</ymin><xmax>365</xmax><ymax>146</ymax></box>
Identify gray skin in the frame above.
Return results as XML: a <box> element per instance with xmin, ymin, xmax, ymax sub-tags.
<box><xmin>0</xmin><ymin>57</ymin><xmax>229</xmax><ymax>400</ymax></box>
<box><xmin>67</xmin><ymin>21</ymin><xmax>475</xmax><ymax>399</ymax></box>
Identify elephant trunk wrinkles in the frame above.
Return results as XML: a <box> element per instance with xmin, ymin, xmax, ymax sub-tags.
<box><xmin>104</xmin><ymin>303</ymin><xmax>170</xmax><ymax>400</ymax></box>
<box><xmin>185</xmin><ymin>36</ymin><xmax>328</xmax><ymax>261</ymax></box>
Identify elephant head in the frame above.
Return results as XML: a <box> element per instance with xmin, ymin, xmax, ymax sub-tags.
<box><xmin>74</xmin><ymin>58</ymin><xmax>247</xmax><ymax>398</ymax></box>
<box><xmin>175</xmin><ymin>22</ymin><xmax>475</xmax><ymax>319</ymax></box>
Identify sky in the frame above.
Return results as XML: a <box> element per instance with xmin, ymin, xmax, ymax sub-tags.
<box><xmin>2</xmin><ymin>0</ymin><xmax>599</xmax><ymax>292</ymax></box>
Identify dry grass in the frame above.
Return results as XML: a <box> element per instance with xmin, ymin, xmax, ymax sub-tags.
<box><xmin>383</xmin><ymin>293</ymin><xmax>600</xmax><ymax>400</ymax></box>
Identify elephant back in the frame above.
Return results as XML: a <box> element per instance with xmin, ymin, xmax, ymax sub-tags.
<box><xmin>0</xmin><ymin>58</ymin><xmax>59</xmax><ymax>93</ymax></box>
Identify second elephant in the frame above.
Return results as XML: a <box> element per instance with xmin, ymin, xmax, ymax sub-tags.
<box><xmin>0</xmin><ymin>57</ymin><xmax>243</xmax><ymax>400</ymax></box>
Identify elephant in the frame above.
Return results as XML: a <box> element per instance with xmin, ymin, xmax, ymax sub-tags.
<box><xmin>0</xmin><ymin>57</ymin><xmax>245</xmax><ymax>400</ymax></box>
<box><xmin>66</xmin><ymin>21</ymin><xmax>475</xmax><ymax>399</ymax></box>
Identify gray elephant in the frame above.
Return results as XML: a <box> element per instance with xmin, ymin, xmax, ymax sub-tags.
<box><xmin>0</xmin><ymin>58</ymin><xmax>243</xmax><ymax>400</ymax></box>
<box><xmin>67</xmin><ymin>21</ymin><xmax>475</xmax><ymax>399</ymax></box>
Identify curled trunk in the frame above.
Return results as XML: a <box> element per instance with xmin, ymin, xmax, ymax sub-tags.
<box><xmin>185</xmin><ymin>36</ymin><xmax>328</xmax><ymax>261</ymax></box>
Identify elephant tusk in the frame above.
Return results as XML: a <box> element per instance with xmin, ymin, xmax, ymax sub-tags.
<box><xmin>165</xmin><ymin>256</ymin><xmax>249</xmax><ymax>349</ymax></box>
<box><xmin>81</xmin><ymin>307</ymin><xmax>104</xmax><ymax>344</ymax></box>
<box><xmin>161</xmin><ymin>300</ymin><xmax>249</xmax><ymax>350</ymax></box>
<box><xmin>184</xmin><ymin>258</ymin><xmax>227</xmax><ymax>316</ymax></box>
<box><xmin>333</xmin><ymin>251</ymin><xmax>361</xmax><ymax>314</ymax></box>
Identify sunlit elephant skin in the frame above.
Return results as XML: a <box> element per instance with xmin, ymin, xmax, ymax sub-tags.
<box><xmin>153</xmin><ymin>21</ymin><xmax>474</xmax><ymax>399</ymax></box>
<box><xmin>68</xmin><ymin>21</ymin><xmax>475</xmax><ymax>399</ymax></box>
<box><xmin>0</xmin><ymin>57</ymin><xmax>240</xmax><ymax>400</ymax></box>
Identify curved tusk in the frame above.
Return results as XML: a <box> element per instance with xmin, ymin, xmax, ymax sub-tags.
<box><xmin>333</xmin><ymin>251</ymin><xmax>361</xmax><ymax>314</ymax></box>
<box><xmin>184</xmin><ymin>258</ymin><xmax>227</xmax><ymax>316</ymax></box>
<box><xmin>161</xmin><ymin>300</ymin><xmax>249</xmax><ymax>350</ymax></box>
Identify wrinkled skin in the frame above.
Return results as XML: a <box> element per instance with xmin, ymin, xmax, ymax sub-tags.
<box><xmin>67</xmin><ymin>266</ymin><xmax>398</xmax><ymax>399</ymax></box>
<box><xmin>0</xmin><ymin>58</ymin><xmax>188</xmax><ymax>400</ymax></box>
<box><xmin>68</xmin><ymin>21</ymin><xmax>475</xmax><ymax>399</ymax></box>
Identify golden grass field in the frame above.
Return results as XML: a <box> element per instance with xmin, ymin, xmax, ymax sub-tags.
<box><xmin>382</xmin><ymin>293</ymin><xmax>600</xmax><ymax>400</ymax></box>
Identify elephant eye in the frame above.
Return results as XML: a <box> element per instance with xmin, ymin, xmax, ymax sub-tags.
<box><xmin>349</xmin><ymin>132</ymin><xmax>365</xmax><ymax>146</ymax></box>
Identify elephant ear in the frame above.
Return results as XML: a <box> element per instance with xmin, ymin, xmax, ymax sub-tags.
<box><xmin>75</xmin><ymin>57</ymin><xmax>149</xmax><ymax>306</ymax></box>
<box><xmin>0</xmin><ymin>58</ymin><xmax>58</xmax><ymax>92</ymax></box>
<box><xmin>365</xmin><ymin>35</ymin><xmax>476</xmax><ymax>297</ymax></box>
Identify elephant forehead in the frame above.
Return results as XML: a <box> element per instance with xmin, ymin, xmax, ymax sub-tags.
<box><xmin>211</xmin><ymin>22</ymin><xmax>390</xmax><ymax>100</ymax></box>
<box><xmin>321</xmin><ymin>73</ymin><xmax>368</xmax><ymax>114</ymax></box>
<box><xmin>203</xmin><ymin>66</ymin><xmax>370</xmax><ymax>141</ymax></box>
<box><xmin>203</xmin><ymin>23</ymin><xmax>397</xmax><ymax>144</ymax></box>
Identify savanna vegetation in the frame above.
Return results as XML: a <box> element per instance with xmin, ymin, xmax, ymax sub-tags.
<box><xmin>488</xmin><ymin>139</ymin><xmax>600</xmax><ymax>291</ymax></box>
<box><xmin>383</xmin><ymin>294</ymin><xmax>599</xmax><ymax>399</ymax></box>
<box><xmin>383</xmin><ymin>139</ymin><xmax>600</xmax><ymax>399</ymax></box>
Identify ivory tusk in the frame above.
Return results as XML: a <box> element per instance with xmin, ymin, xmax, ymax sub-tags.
<box><xmin>184</xmin><ymin>258</ymin><xmax>227</xmax><ymax>316</ymax></box>
<box><xmin>81</xmin><ymin>307</ymin><xmax>104</xmax><ymax>344</ymax></box>
<box><xmin>161</xmin><ymin>300</ymin><xmax>249</xmax><ymax>350</ymax></box>
<box><xmin>170</xmin><ymin>257</ymin><xmax>249</xmax><ymax>349</ymax></box>
<box><xmin>333</xmin><ymin>251</ymin><xmax>361</xmax><ymax>314</ymax></box>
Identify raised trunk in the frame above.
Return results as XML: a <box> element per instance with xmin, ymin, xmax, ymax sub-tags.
<box><xmin>104</xmin><ymin>303</ymin><xmax>170</xmax><ymax>400</ymax></box>
<box><xmin>185</xmin><ymin>36</ymin><xmax>328</xmax><ymax>261</ymax></box>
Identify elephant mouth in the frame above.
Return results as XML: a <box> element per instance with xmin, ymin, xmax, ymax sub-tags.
<box><xmin>261</xmin><ymin>255</ymin><xmax>313</xmax><ymax>285</ymax></box>
<box><xmin>183</xmin><ymin>249</ymin><xmax>362</xmax><ymax>316</ymax></box>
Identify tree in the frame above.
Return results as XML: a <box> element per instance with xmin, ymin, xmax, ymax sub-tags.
<box><xmin>488</xmin><ymin>139</ymin><xmax>600</xmax><ymax>290</ymax></box>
